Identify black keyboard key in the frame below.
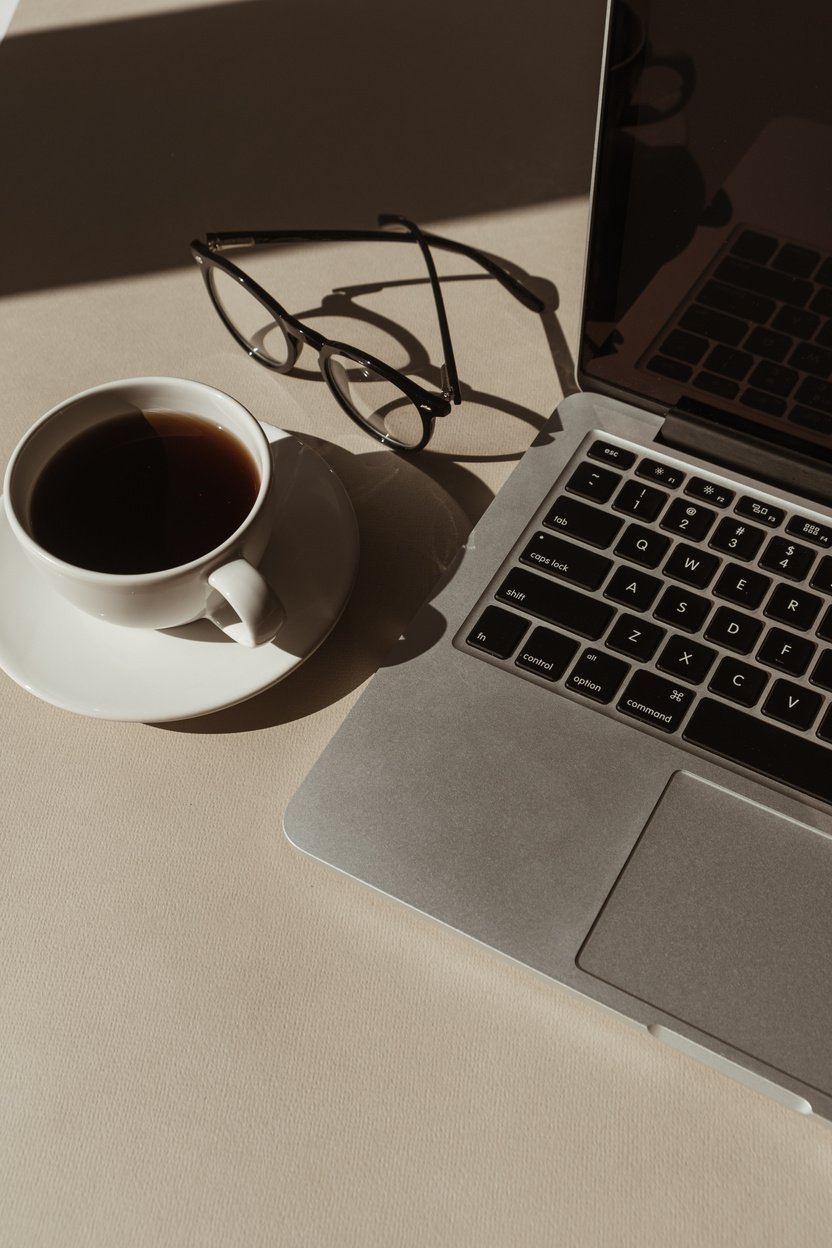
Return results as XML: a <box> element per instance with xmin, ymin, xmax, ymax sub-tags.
<box><xmin>495</xmin><ymin>569</ymin><xmax>614</xmax><ymax>640</ymax></box>
<box><xmin>660</xmin><ymin>498</ymin><xmax>716</xmax><ymax>541</ymax></box>
<box><xmin>796</xmin><ymin>376</ymin><xmax>832</xmax><ymax>414</ymax></box>
<box><xmin>684</xmin><ymin>477</ymin><xmax>735</xmax><ymax>508</ymax></box>
<box><xmin>744</xmin><ymin>325</ymin><xmax>792</xmax><ymax>363</ymax></box>
<box><xmin>810</xmin><ymin>554</ymin><xmax>832</xmax><ymax>593</ymax></box>
<box><xmin>656</xmin><ymin>634</ymin><xmax>717</xmax><ymax>685</ymax></box>
<box><xmin>543</xmin><ymin>496</ymin><xmax>624</xmax><ymax>549</ymax></box>
<box><xmin>519</xmin><ymin>532</ymin><xmax>613</xmax><ymax>591</ymax></box>
<box><xmin>810</xmin><ymin>649</ymin><xmax>832</xmax><ymax>692</ymax></box>
<box><xmin>679</xmin><ymin>304</ymin><xmax>747</xmax><ymax>346</ymax></box>
<box><xmin>817</xmin><ymin>707</ymin><xmax>832</xmax><ymax>743</ymax></box>
<box><xmin>704</xmin><ymin>605</ymin><xmax>763</xmax><ymax>653</ymax></box>
<box><xmin>818</xmin><ymin>605</ymin><xmax>832</xmax><ymax>642</ymax></box>
<box><xmin>710</xmin><ymin>517</ymin><xmax>766</xmax><ymax>560</ymax></box>
<box><xmin>812</xmin><ymin>288</ymin><xmax>832</xmax><ymax>317</ymax></box>
<box><xmin>734</xmin><ymin>497</ymin><xmax>786</xmax><ymax>529</ymax></box>
<box><xmin>613</xmin><ymin>479</ymin><xmax>668</xmax><ymax>522</ymax></box>
<box><xmin>614</xmin><ymin>524</ymin><xmax>672</xmax><ymax>569</ymax></box>
<box><xmin>647</xmin><ymin>355</ymin><xmax>693</xmax><ymax>382</ymax></box>
<box><xmin>715</xmin><ymin>256</ymin><xmax>813</xmax><ymax>307</ymax></box>
<box><xmin>731</xmin><ymin>230</ymin><xmax>778</xmax><ymax>264</ymax></box>
<box><xmin>762</xmin><ymin>679</ymin><xmax>822</xmax><ymax>731</ymax></box>
<box><xmin>693</xmin><ymin>371</ymin><xmax>739</xmax><ymax>400</ymax></box>
<box><xmin>466</xmin><ymin>606</ymin><xmax>528</xmax><ymax>658</ymax></box>
<box><xmin>515</xmin><ymin>627</ymin><xmax>580</xmax><ymax>681</ymax></box>
<box><xmin>759</xmin><ymin>536</ymin><xmax>815</xmax><ymax>581</ymax></box>
<box><xmin>773</xmin><ymin>306</ymin><xmax>820</xmax><ymax>339</ymax></box>
<box><xmin>565</xmin><ymin>461</ymin><xmax>621</xmax><ymax>504</ymax></box>
<box><xmin>772</xmin><ymin>243</ymin><xmax>820</xmax><ymax>278</ymax></box>
<box><xmin>786</xmin><ymin>516</ymin><xmax>832</xmax><ymax>549</ymax></box>
<box><xmin>660</xmin><ymin>329</ymin><xmax>709</xmax><ymax>365</ymax></box>
<box><xmin>790</xmin><ymin>341</ymin><xmax>832</xmax><ymax>379</ymax></box>
<box><xmin>654</xmin><ymin>585</ymin><xmax>711</xmax><ymax>632</ymax></box>
<box><xmin>818</xmin><ymin>319</ymin><xmax>832</xmax><ymax>348</ymax></box>
<box><xmin>713</xmin><ymin>562</ymin><xmax>771</xmax><ymax>609</ymax></box>
<box><xmin>663</xmin><ymin>543</ymin><xmax>720</xmax><ymax>588</ymax></box>
<box><xmin>698</xmin><ymin>279</ymin><xmax>774</xmax><ymax>324</ymax></box>
<box><xmin>587</xmin><ymin>440</ymin><xmax>636</xmax><ymax>470</ymax></box>
<box><xmin>708</xmin><ymin>657</ymin><xmax>768</xmax><ymax>707</ymax></box>
<box><xmin>566</xmin><ymin>647</ymin><xmax>630</xmax><ymax>704</ymax></box>
<box><xmin>605</xmin><ymin>614</ymin><xmax>666</xmax><ymax>662</ymax></box>
<box><xmin>635</xmin><ymin>458</ymin><xmax>686</xmax><ymax>489</ymax></box>
<box><xmin>757</xmin><ymin>626</ymin><xmax>816</xmax><ymax>677</ymax></box>
<box><xmin>818</xmin><ymin>258</ymin><xmax>832</xmax><ymax>287</ymax></box>
<box><xmin>703</xmin><ymin>344</ymin><xmax>754</xmax><ymax>380</ymax></box>
<box><xmin>764</xmin><ymin>584</ymin><xmax>823</xmax><ymax>631</ymax></box>
<box><xmin>684</xmin><ymin>698</ymin><xmax>832</xmax><ymax>803</ymax></box>
<box><xmin>604</xmin><ymin>565</ymin><xmax>662</xmax><ymax>612</ymax></box>
<box><xmin>617</xmin><ymin>670</ymin><xmax>695</xmax><ymax>733</ymax></box>
<box><xmin>739</xmin><ymin>389</ymin><xmax>787</xmax><ymax>417</ymax></box>
<box><xmin>748</xmin><ymin>360</ymin><xmax>799</xmax><ymax>398</ymax></box>
<box><xmin>791</xmin><ymin>406</ymin><xmax>832</xmax><ymax>434</ymax></box>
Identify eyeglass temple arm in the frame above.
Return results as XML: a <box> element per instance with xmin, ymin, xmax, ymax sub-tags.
<box><xmin>204</xmin><ymin>227</ymin><xmax>546</xmax><ymax>315</ymax></box>
<box><xmin>374</xmin><ymin>213</ymin><xmax>460</xmax><ymax>404</ymax></box>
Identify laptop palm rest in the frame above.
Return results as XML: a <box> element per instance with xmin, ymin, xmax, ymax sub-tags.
<box><xmin>577</xmin><ymin>772</ymin><xmax>832</xmax><ymax>1097</ymax></box>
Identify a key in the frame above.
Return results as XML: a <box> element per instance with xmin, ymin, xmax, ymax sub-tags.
<box><xmin>604</xmin><ymin>565</ymin><xmax>662</xmax><ymax>612</ymax></box>
<box><xmin>565</xmin><ymin>648</ymin><xmax>630</xmax><ymax>704</ymax></box>
<box><xmin>514</xmin><ymin>627</ymin><xmax>580</xmax><ymax>681</ymax></box>
<box><xmin>565</xmin><ymin>461</ymin><xmax>621</xmax><ymax>504</ymax></box>
<box><xmin>663</xmin><ymin>543</ymin><xmax>720</xmax><ymax>588</ymax></box>
<box><xmin>762</xmin><ymin>680</ymin><xmax>823</xmax><ymax>731</ymax></box>
<box><xmin>653</xmin><ymin>585</ymin><xmax>711</xmax><ymax>632</ymax></box>
<box><xmin>707</xmin><ymin>657</ymin><xmax>769</xmax><ymax>707</ymax></box>
<box><xmin>757</xmin><ymin>626</ymin><xmax>816</xmax><ymax>677</ymax></box>
<box><xmin>542</xmin><ymin>496</ymin><xmax>623</xmax><ymax>549</ymax></box>
<box><xmin>605</xmin><ymin>614</ymin><xmax>666</xmax><ymax>662</ymax></box>
<box><xmin>466</xmin><ymin>606</ymin><xmax>528</xmax><ymax>658</ymax></box>
<box><xmin>656</xmin><ymin>635</ymin><xmax>717</xmax><ymax>685</ymax></box>
<box><xmin>614</xmin><ymin>524</ymin><xmax>671</xmax><ymax>569</ymax></box>
<box><xmin>684</xmin><ymin>699</ymin><xmax>832</xmax><ymax>804</ymax></box>
<box><xmin>495</xmin><ymin>569</ymin><xmax>614</xmax><ymax>640</ymax></box>
<box><xmin>704</xmin><ymin>606</ymin><xmax>763</xmax><ymax>653</ymax></box>
<box><xmin>519</xmin><ymin>532</ymin><xmax>612</xmax><ymax>591</ymax></box>
<box><xmin>617</xmin><ymin>670</ymin><xmax>694</xmax><ymax>733</ymax></box>
<box><xmin>764</xmin><ymin>584</ymin><xmax>823</xmax><ymax>631</ymax></box>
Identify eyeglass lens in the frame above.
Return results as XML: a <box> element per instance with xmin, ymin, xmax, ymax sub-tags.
<box><xmin>209</xmin><ymin>267</ymin><xmax>293</xmax><ymax>367</ymax></box>
<box><xmin>326</xmin><ymin>355</ymin><xmax>426</xmax><ymax>449</ymax></box>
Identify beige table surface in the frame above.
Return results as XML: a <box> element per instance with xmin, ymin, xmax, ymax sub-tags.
<box><xmin>2</xmin><ymin>3</ymin><xmax>831</xmax><ymax>1245</ymax></box>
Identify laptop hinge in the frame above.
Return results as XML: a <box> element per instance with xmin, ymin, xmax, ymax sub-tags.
<box><xmin>658</xmin><ymin>406</ymin><xmax>832</xmax><ymax>509</ymax></box>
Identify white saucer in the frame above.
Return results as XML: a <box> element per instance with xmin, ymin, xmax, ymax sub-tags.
<box><xmin>0</xmin><ymin>426</ymin><xmax>359</xmax><ymax>721</ymax></box>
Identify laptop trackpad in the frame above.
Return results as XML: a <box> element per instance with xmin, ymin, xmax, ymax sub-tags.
<box><xmin>577</xmin><ymin>772</ymin><xmax>832</xmax><ymax>1096</ymax></box>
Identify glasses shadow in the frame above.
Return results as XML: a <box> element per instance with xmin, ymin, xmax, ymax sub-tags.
<box><xmin>155</xmin><ymin>269</ymin><xmax>576</xmax><ymax>734</ymax></box>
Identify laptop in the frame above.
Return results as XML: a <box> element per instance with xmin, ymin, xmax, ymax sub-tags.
<box><xmin>284</xmin><ymin>0</ymin><xmax>832</xmax><ymax>1121</ymax></box>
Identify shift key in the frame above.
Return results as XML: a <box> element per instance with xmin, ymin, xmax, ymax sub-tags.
<box><xmin>496</xmin><ymin>568</ymin><xmax>614</xmax><ymax>639</ymax></box>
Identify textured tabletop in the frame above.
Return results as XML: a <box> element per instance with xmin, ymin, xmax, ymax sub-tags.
<box><xmin>1</xmin><ymin>3</ymin><xmax>831</xmax><ymax>1246</ymax></box>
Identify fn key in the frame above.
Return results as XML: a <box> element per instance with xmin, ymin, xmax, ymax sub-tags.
<box><xmin>466</xmin><ymin>606</ymin><xmax>528</xmax><ymax>658</ymax></box>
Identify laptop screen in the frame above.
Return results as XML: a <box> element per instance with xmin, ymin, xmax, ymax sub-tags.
<box><xmin>580</xmin><ymin>0</ymin><xmax>832</xmax><ymax>459</ymax></box>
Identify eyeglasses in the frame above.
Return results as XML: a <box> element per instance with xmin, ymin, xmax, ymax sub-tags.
<box><xmin>190</xmin><ymin>214</ymin><xmax>544</xmax><ymax>452</ymax></box>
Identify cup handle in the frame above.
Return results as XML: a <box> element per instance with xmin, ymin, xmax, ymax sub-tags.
<box><xmin>207</xmin><ymin>559</ymin><xmax>285</xmax><ymax>647</ymax></box>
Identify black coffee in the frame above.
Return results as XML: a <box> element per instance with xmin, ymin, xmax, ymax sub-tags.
<box><xmin>30</xmin><ymin>411</ymin><xmax>260</xmax><ymax>574</ymax></box>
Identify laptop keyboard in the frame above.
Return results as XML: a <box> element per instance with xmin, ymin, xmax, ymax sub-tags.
<box><xmin>644</xmin><ymin>227</ymin><xmax>832</xmax><ymax>434</ymax></box>
<box><xmin>460</xmin><ymin>438</ymin><xmax>832</xmax><ymax>806</ymax></box>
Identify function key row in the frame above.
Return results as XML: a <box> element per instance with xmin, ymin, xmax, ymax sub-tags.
<box><xmin>582</xmin><ymin>439</ymin><xmax>832</xmax><ymax>546</ymax></box>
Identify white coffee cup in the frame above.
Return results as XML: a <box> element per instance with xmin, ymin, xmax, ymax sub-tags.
<box><xmin>3</xmin><ymin>377</ymin><xmax>285</xmax><ymax>646</ymax></box>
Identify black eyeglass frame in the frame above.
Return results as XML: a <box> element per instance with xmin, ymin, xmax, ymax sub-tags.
<box><xmin>190</xmin><ymin>214</ymin><xmax>544</xmax><ymax>452</ymax></box>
